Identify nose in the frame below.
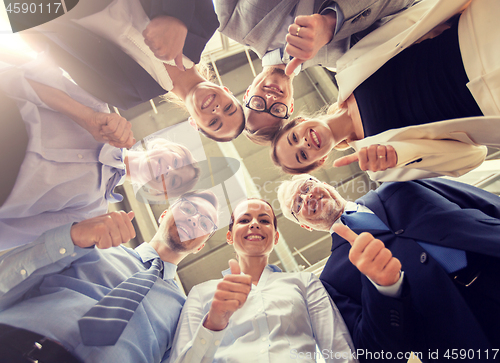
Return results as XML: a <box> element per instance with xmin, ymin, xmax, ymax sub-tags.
<box><xmin>211</xmin><ymin>104</ymin><xmax>220</xmax><ymax>113</ymax></box>
<box><xmin>265</xmin><ymin>93</ymin><xmax>277</xmax><ymax>101</ymax></box>
<box><xmin>187</xmin><ymin>213</ymin><xmax>200</xmax><ymax>227</ymax></box>
<box><xmin>300</xmin><ymin>135</ymin><xmax>311</xmax><ymax>148</ymax></box>
<box><xmin>249</xmin><ymin>218</ymin><xmax>260</xmax><ymax>229</ymax></box>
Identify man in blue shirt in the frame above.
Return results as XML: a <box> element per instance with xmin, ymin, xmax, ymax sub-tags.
<box><xmin>0</xmin><ymin>190</ymin><xmax>219</xmax><ymax>363</ymax></box>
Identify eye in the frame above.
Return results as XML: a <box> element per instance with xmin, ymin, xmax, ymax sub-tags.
<box><xmin>300</xmin><ymin>150</ymin><xmax>308</xmax><ymax>160</ymax></box>
<box><xmin>199</xmin><ymin>219</ymin><xmax>209</xmax><ymax>231</ymax></box>
<box><xmin>224</xmin><ymin>103</ymin><xmax>232</xmax><ymax>112</ymax></box>
<box><xmin>209</xmin><ymin>118</ymin><xmax>218</xmax><ymax>127</ymax></box>
<box><xmin>295</xmin><ymin>197</ymin><xmax>304</xmax><ymax>214</ymax></box>
<box><xmin>238</xmin><ymin>218</ymin><xmax>250</xmax><ymax>224</ymax></box>
<box><xmin>292</xmin><ymin>133</ymin><xmax>298</xmax><ymax>143</ymax></box>
<box><xmin>260</xmin><ymin>219</ymin><xmax>271</xmax><ymax>224</ymax></box>
<box><xmin>173</xmin><ymin>158</ymin><xmax>178</xmax><ymax>168</ymax></box>
<box><xmin>171</xmin><ymin>176</ymin><xmax>179</xmax><ymax>189</ymax></box>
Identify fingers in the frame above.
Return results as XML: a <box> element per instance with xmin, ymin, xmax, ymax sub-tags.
<box><xmin>174</xmin><ymin>53</ymin><xmax>185</xmax><ymax>71</ymax></box>
<box><xmin>333</xmin><ymin>152</ymin><xmax>359</xmax><ymax>167</ymax></box>
<box><xmin>100</xmin><ymin>114</ymin><xmax>135</xmax><ymax>148</ymax></box>
<box><xmin>337</xmin><ymin>226</ymin><xmax>401</xmax><ymax>286</ymax></box>
<box><xmin>357</xmin><ymin>145</ymin><xmax>398</xmax><ymax>172</ymax></box>
<box><xmin>70</xmin><ymin>211</ymin><xmax>136</xmax><ymax>249</ymax></box>
<box><xmin>95</xmin><ymin>211</ymin><xmax>137</xmax><ymax>249</ymax></box>
<box><xmin>331</xmin><ymin>224</ymin><xmax>359</xmax><ymax>245</ymax></box>
<box><xmin>229</xmin><ymin>259</ymin><xmax>241</xmax><ymax>275</ymax></box>
<box><xmin>285</xmin><ymin>58</ymin><xmax>303</xmax><ymax>76</ymax></box>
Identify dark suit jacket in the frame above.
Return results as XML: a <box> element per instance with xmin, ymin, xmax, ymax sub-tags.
<box><xmin>320</xmin><ymin>179</ymin><xmax>500</xmax><ymax>362</ymax></box>
<box><xmin>32</xmin><ymin>0</ymin><xmax>218</xmax><ymax>110</ymax></box>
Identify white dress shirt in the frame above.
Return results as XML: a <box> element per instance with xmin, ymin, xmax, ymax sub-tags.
<box><xmin>169</xmin><ymin>265</ymin><xmax>358</xmax><ymax>363</ymax></box>
<box><xmin>0</xmin><ymin>56</ymin><xmax>126</xmax><ymax>251</ymax></box>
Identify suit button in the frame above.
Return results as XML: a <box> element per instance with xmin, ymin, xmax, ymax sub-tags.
<box><xmin>391</xmin><ymin>322</ymin><xmax>400</xmax><ymax>327</ymax></box>
<box><xmin>395</xmin><ymin>229</ymin><xmax>404</xmax><ymax>235</ymax></box>
<box><xmin>362</xmin><ymin>8</ymin><xmax>372</xmax><ymax>17</ymax></box>
<box><xmin>420</xmin><ymin>252</ymin><xmax>428</xmax><ymax>264</ymax></box>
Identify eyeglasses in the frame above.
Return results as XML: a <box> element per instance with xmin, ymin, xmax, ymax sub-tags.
<box><xmin>290</xmin><ymin>178</ymin><xmax>316</xmax><ymax>223</ymax></box>
<box><xmin>174</xmin><ymin>198</ymin><xmax>217</xmax><ymax>238</ymax></box>
<box><xmin>245</xmin><ymin>95</ymin><xmax>289</xmax><ymax>119</ymax></box>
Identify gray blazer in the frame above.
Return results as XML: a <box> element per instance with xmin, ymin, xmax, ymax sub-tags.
<box><xmin>214</xmin><ymin>0</ymin><xmax>415</xmax><ymax>69</ymax></box>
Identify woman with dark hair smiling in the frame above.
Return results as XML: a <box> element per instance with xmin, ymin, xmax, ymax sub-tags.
<box><xmin>169</xmin><ymin>198</ymin><xmax>357</xmax><ymax>363</ymax></box>
<box><xmin>271</xmin><ymin>0</ymin><xmax>500</xmax><ymax>181</ymax></box>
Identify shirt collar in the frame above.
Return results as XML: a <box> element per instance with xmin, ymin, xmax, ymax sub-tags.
<box><xmin>221</xmin><ymin>264</ymin><xmax>281</xmax><ymax>277</ymax></box>
<box><xmin>134</xmin><ymin>243</ymin><xmax>178</xmax><ymax>280</ymax></box>
<box><xmin>329</xmin><ymin>202</ymin><xmax>374</xmax><ymax>234</ymax></box>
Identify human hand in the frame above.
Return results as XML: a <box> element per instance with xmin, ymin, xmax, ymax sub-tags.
<box><xmin>333</xmin><ymin>145</ymin><xmax>397</xmax><ymax>172</ymax></box>
<box><xmin>332</xmin><ymin>224</ymin><xmax>401</xmax><ymax>286</ymax></box>
<box><xmin>204</xmin><ymin>259</ymin><xmax>252</xmax><ymax>331</ymax></box>
<box><xmin>85</xmin><ymin>112</ymin><xmax>135</xmax><ymax>149</ymax></box>
<box><xmin>284</xmin><ymin>13</ymin><xmax>337</xmax><ymax>76</ymax></box>
<box><xmin>70</xmin><ymin>211</ymin><xmax>136</xmax><ymax>249</ymax></box>
<box><xmin>143</xmin><ymin>15</ymin><xmax>187</xmax><ymax>69</ymax></box>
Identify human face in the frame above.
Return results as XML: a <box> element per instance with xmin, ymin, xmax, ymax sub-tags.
<box><xmin>228</xmin><ymin>200</ymin><xmax>278</xmax><ymax>259</ymax></box>
<box><xmin>137</xmin><ymin>148</ymin><xmax>196</xmax><ymax>197</ymax></box>
<box><xmin>244</xmin><ymin>66</ymin><xmax>294</xmax><ymax>133</ymax></box>
<box><xmin>163</xmin><ymin>195</ymin><xmax>218</xmax><ymax>249</ymax></box>
<box><xmin>185</xmin><ymin>82</ymin><xmax>244</xmax><ymax>140</ymax></box>
<box><xmin>275</xmin><ymin>118</ymin><xmax>334</xmax><ymax>170</ymax></box>
<box><xmin>287</xmin><ymin>178</ymin><xmax>346</xmax><ymax>231</ymax></box>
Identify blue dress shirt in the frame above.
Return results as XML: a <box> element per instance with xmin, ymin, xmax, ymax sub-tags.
<box><xmin>0</xmin><ymin>56</ymin><xmax>126</xmax><ymax>251</ymax></box>
<box><xmin>170</xmin><ymin>265</ymin><xmax>357</xmax><ymax>362</ymax></box>
<box><xmin>0</xmin><ymin>223</ymin><xmax>185</xmax><ymax>363</ymax></box>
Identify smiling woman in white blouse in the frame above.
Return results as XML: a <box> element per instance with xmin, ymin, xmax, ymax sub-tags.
<box><xmin>169</xmin><ymin>198</ymin><xmax>358</xmax><ymax>363</ymax></box>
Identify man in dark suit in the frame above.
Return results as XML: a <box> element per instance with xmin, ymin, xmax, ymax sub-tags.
<box><xmin>22</xmin><ymin>0</ymin><xmax>219</xmax><ymax>110</ymax></box>
<box><xmin>278</xmin><ymin>175</ymin><xmax>500</xmax><ymax>362</ymax></box>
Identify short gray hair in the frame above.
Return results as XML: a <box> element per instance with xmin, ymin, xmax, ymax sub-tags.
<box><xmin>277</xmin><ymin>174</ymin><xmax>320</xmax><ymax>223</ymax></box>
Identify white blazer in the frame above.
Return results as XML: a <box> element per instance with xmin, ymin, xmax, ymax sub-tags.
<box><xmin>349</xmin><ymin>116</ymin><xmax>500</xmax><ymax>182</ymax></box>
<box><xmin>335</xmin><ymin>0</ymin><xmax>500</xmax><ymax>181</ymax></box>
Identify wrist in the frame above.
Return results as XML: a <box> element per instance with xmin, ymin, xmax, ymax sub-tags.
<box><xmin>203</xmin><ymin>313</ymin><xmax>228</xmax><ymax>331</ymax></box>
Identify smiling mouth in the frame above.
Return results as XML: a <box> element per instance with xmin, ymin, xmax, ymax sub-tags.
<box><xmin>244</xmin><ymin>234</ymin><xmax>264</xmax><ymax>241</ymax></box>
<box><xmin>177</xmin><ymin>224</ymin><xmax>192</xmax><ymax>241</ymax></box>
<box><xmin>310</xmin><ymin>129</ymin><xmax>321</xmax><ymax>148</ymax></box>
<box><xmin>263</xmin><ymin>84</ymin><xmax>283</xmax><ymax>94</ymax></box>
<box><xmin>201</xmin><ymin>94</ymin><xmax>216</xmax><ymax>110</ymax></box>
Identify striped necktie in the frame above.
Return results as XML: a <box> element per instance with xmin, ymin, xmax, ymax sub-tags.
<box><xmin>79</xmin><ymin>258</ymin><xmax>163</xmax><ymax>346</ymax></box>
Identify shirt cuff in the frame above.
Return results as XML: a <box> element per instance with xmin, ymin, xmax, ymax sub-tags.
<box><xmin>367</xmin><ymin>271</ymin><xmax>404</xmax><ymax>298</ymax></box>
<box><xmin>45</xmin><ymin>223</ymin><xmax>91</xmax><ymax>263</ymax></box>
<box><xmin>188</xmin><ymin>314</ymin><xmax>227</xmax><ymax>361</ymax></box>
<box><xmin>319</xmin><ymin>2</ymin><xmax>344</xmax><ymax>36</ymax></box>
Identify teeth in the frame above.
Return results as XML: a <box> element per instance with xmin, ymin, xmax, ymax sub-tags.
<box><xmin>245</xmin><ymin>235</ymin><xmax>264</xmax><ymax>241</ymax></box>
<box><xmin>311</xmin><ymin>131</ymin><xmax>319</xmax><ymax>147</ymax></box>
<box><xmin>203</xmin><ymin>95</ymin><xmax>215</xmax><ymax>108</ymax></box>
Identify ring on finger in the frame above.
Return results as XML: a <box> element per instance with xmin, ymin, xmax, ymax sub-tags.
<box><xmin>378</xmin><ymin>155</ymin><xmax>384</xmax><ymax>159</ymax></box>
<box><xmin>296</xmin><ymin>26</ymin><xmax>301</xmax><ymax>37</ymax></box>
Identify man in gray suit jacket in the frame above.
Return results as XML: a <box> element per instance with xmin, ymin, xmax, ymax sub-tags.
<box><xmin>214</xmin><ymin>0</ymin><xmax>415</xmax><ymax>144</ymax></box>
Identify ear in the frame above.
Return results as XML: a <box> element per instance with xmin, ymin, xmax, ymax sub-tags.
<box><xmin>158</xmin><ymin>209</ymin><xmax>168</xmax><ymax>224</ymax></box>
<box><xmin>300</xmin><ymin>224</ymin><xmax>313</xmax><ymax>232</ymax></box>
<box><xmin>317</xmin><ymin>156</ymin><xmax>328</xmax><ymax>166</ymax></box>
<box><xmin>223</xmin><ymin>86</ymin><xmax>232</xmax><ymax>95</ymax></box>
<box><xmin>243</xmin><ymin>86</ymin><xmax>251</xmax><ymax>102</ymax></box>
<box><xmin>188</xmin><ymin>116</ymin><xmax>199</xmax><ymax>131</ymax></box>
<box><xmin>289</xmin><ymin>99</ymin><xmax>294</xmax><ymax>114</ymax></box>
<box><xmin>226</xmin><ymin>230</ymin><xmax>233</xmax><ymax>245</ymax></box>
<box><xmin>274</xmin><ymin>231</ymin><xmax>280</xmax><ymax>245</ymax></box>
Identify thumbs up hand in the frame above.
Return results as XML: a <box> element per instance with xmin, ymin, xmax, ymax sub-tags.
<box><xmin>332</xmin><ymin>224</ymin><xmax>401</xmax><ymax>286</ymax></box>
<box><xmin>204</xmin><ymin>259</ymin><xmax>252</xmax><ymax>331</ymax></box>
